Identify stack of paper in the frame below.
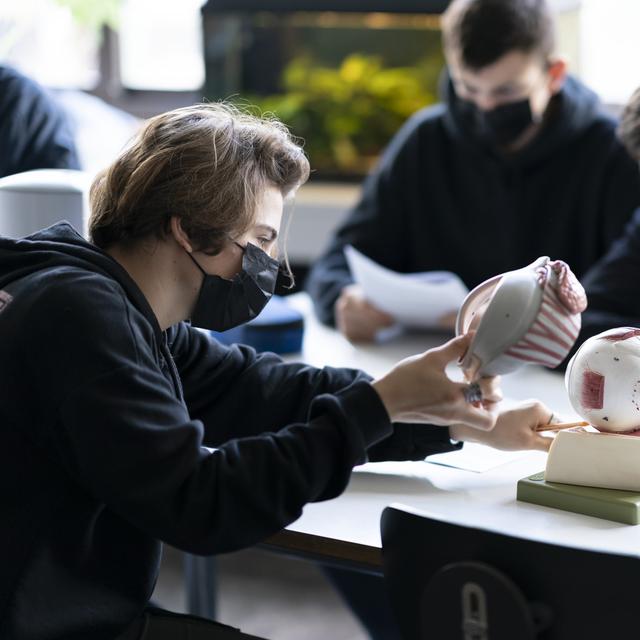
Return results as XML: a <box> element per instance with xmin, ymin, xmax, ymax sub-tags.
<box><xmin>344</xmin><ymin>245</ymin><xmax>469</xmax><ymax>329</ymax></box>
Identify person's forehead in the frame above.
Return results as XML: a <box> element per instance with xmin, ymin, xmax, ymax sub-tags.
<box><xmin>252</xmin><ymin>186</ymin><xmax>283</xmax><ymax>233</ymax></box>
<box><xmin>450</xmin><ymin>50</ymin><xmax>545</xmax><ymax>88</ymax></box>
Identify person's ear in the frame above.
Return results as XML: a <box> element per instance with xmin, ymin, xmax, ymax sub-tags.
<box><xmin>547</xmin><ymin>57</ymin><xmax>567</xmax><ymax>95</ymax></box>
<box><xmin>170</xmin><ymin>216</ymin><xmax>193</xmax><ymax>253</ymax></box>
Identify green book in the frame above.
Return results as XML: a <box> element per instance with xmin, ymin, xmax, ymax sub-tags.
<box><xmin>517</xmin><ymin>472</ymin><xmax>640</xmax><ymax>525</ymax></box>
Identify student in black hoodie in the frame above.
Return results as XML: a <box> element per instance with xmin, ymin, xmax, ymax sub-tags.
<box><xmin>0</xmin><ymin>64</ymin><xmax>79</xmax><ymax>178</ymax></box>
<box><xmin>573</xmin><ymin>88</ymin><xmax>640</xmax><ymax>345</ymax></box>
<box><xmin>0</xmin><ymin>103</ymin><xmax>556</xmax><ymax>639</ymax></box>
<box><xmin>306</xmin><ymin>0</ymin><xmax>640</xmax><ymax>343</ymax></box>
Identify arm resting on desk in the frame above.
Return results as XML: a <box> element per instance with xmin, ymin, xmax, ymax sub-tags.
<box><xmin>367</xmin><ymin>423</ymin><xmax>461</xmax><ymax>461</ymax></box>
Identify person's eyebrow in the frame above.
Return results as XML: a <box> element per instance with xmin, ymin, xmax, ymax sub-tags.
<box><xmin>256</xmin><ymin>224</ymin><xmax>278</xmax><ymax>241</ymax></box>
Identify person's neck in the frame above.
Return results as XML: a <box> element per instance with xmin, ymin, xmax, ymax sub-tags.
<box><xmin>107</xmin><ymin>239</ymin><xmax>198</xmax><ymax>331</ymax></box>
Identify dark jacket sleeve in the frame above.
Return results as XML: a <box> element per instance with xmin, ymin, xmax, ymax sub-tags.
<box><xmin>171</xmin><ymin>323</ymin><xmax>461</xmax><ymax>461</ymax></box>
<box><xmin>305</xmin><ymin>112</ymin><xmax>425</xmax><ymax>325</ymax></box>
<box><xmin>27</xmin><ymin>275</ymin><xmax>397</xmax><ymax>556</ymax></box>
<box><xmin>560</xmin><ymin>207</ymin><xmax>640</xmax><ymax>368</ymax></box>
<box><xmin>0</xmin><ymin>66</ymin><xmax>80</xmax><ymax>177</ymax></box>
<box><xmin>595</xmin><ymin>127</ymin><xmax>640</xmax><ymax>252</ymax></box>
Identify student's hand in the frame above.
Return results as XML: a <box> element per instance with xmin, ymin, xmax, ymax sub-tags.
<box><xmin>449</xmin><ymin>400</ymin><xmax>554</xmax><ymax>452</ymax></box>
<box><xmin>372</xmin><ymin>333</ymin><xmax>501</xmax><ymax>431</ymax></box>
<box><xmin>335</xmin><ymin>284</ymin><xmax>395</xmax><ymax>342</ymax></box>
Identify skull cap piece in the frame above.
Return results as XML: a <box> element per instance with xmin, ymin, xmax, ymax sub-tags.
<box><xmin>456</xmin><ymin>256</ymin><xmax>587</xmax><ymax>378</ymax></box>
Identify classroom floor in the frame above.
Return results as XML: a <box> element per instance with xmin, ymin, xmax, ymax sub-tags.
<box><xmin>152</xmin><ymin>545</ymin><xmax>369</xmax><ymax>640</ymax></box>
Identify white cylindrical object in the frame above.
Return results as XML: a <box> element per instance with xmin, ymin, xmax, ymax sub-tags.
<box><xmin>545</xmin><ymin>429</ymin><xmax>640</xmax><ymax>491</ymax></box>
<box><xmin>0</xmin><ymin>169</ymin><xmax>91</xmax><ymax>239</ymax></box>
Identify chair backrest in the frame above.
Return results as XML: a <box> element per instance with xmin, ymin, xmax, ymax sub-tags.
<box><xmin>0</xmin><ymin>169</ymin><xmax>89</xmax><ymax>238</ymax></box>
<box><xmin>381</xmin><ymin>504</ymin><xmax>640</xmax><ymax>640</ymax></box>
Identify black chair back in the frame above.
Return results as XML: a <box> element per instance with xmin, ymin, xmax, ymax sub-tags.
<box><xmin>381</xmin><ymin>504</ymin><xmax>640</xmax><ymax>640</ymax></box>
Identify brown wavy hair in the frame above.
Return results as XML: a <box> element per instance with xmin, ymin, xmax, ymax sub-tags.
<box><xmin>89</xmin><ymin>102</ymin><xmax>310</xmax><ymax>259</ymax></box>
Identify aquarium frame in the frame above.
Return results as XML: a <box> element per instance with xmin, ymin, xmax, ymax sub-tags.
<box><xmin>202</xmin><ymin>1</ymin><xmax>450</xmax><ymax>15</ymax></box>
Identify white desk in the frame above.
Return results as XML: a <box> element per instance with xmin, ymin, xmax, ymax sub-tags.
<box><xmin>262</xmin><ymin>295</ymin><xmax>640</xmax><ymax>571</ymax></box>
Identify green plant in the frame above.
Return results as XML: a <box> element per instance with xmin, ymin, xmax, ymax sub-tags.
<box><xmin>246</xmin><ymin>53</ymin><xmax>443</xmax><ymax>177</ymax></box>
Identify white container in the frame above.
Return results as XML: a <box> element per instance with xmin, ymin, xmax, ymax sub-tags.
<box><xmin>0</xmin><ymin>169</ymin><xmax>91</xmax><ymax>239</ymax></box>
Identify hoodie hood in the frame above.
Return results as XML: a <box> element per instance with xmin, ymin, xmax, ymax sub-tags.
<box><xmin>0</xmin><ymin>221</ymin><xmax>160</xmax><ymax>334</ymax></box>
<box><xmin>441</xmin><ymin>70</ymin><xmax>604</xmax><ymax>168</ymax></box>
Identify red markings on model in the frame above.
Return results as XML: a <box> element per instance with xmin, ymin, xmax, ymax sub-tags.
<box><xmin>581</xmin><ymin>370</ymin><xmax>605</xmax><ymax>410</ymax></box>
<box><xmin>601</xmin><ymin>328</ymin><xmax>640</xmax><ymax>342</ymax></box>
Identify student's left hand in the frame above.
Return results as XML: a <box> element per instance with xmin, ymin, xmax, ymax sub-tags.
<box><xmin>449</xmin><ymin>400</ymin><xmax>554</xmax><ymax>452</ymax></box>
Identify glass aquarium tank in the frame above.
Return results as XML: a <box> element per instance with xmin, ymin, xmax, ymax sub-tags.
<box><xmin>201</xmin><ymin>1</ymin><xmax>448</xmax><ymax>180</ymax></box>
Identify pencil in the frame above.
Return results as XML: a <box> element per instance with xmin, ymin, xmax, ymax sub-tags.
<box><xmin>535</xmin><ymin>420</ymin><xmax>590</xmax><ymax>433</ymax></box>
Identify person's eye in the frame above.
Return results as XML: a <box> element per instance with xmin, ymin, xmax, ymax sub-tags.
<box><xmin>257</xmin><ymin>237</ymin><xmax>271</xmax><ymax>248</ymax></box>
<box><xmin>494</xmin><ymin>86</ymin><xmax>522</xmax><ymax>99</ymax></box>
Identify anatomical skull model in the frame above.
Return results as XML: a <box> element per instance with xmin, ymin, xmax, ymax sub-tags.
<box><xmin>565</xmin><ymin>328</ymin><xmax>640</xmax><ymax>433</ymax></box>
<box><xmin>457</xmin><ymin>257</ymin><xmax>587</xmax><ymax>378</ymax></box>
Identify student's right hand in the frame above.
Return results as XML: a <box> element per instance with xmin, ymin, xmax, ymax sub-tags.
<box><xmin>449</xmin><ymin>400</ymin><xmax>554</xmax><ymax>452</ymax></box>
<box><xmin>371</xmin><ymin>333</ymin><xmax>501</xmax><ymax>431</ymax></box>
<box><xmin>335</xmin><ymin>284</ymin><xmax>395</xmax><ymax>342</ymax></box>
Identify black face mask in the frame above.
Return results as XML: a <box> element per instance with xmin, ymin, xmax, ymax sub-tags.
<box><xmin>187</xmin><ymin>242</ymin><xmax>279</xmax><ymax>332</ymax></box>
<box><xmin>459</xmin><ymin>97</ymin><xmax>535</xmax><ymax>147</ymax></box>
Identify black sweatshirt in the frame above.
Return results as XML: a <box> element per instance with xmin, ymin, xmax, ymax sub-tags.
<box><xmin>306</xmin><ymin>75</ymin><xmax>640</xmax><ymax>326</ymax></box>
<box><xmin>0</xmin><ymin>223</ymin><xmax>458</xmax><ymax>640</ymax></box>
<box><xmin>0</xmin><ymin>65</ymin><xmax>79</xmax><ymax>178</ymax></box>
<box><xmin>572</xmin><ymin>207</ymin><xmax>640</xmax><ymax>348</ymax></box>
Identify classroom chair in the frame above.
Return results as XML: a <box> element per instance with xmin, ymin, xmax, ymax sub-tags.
<box><xmin>381</xmin><ymin>504</ymin><xmax>640</xmax><ymax>640</ymax></box>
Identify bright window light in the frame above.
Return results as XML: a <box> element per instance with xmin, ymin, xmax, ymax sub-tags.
<box><xmin>578</xmin><ymin>0</ymin><xmax>640</xmax><ymax>104</ymax></box>
<box><xmin>119</xmin><ymin>0</ymin><xmax>205</xmax><ymax>91</ymax></box>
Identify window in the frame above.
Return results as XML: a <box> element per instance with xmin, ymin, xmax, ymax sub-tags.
<box><xmin>0</xmin><ymin>0</ymin><xmax>100</xmax><ymax>88</ymax></box>
<box><xmin>119</xmin><ymin>0</ymin><xmax>205</xmax><ymax>91</ymax></box>
<box><xmin>578</xmin><ymin>0</ymin><xmax>640</xmax><ymax>104</ymax></box>
<box><xmin>1</xmin><ymin>0</ymin><xmax>638</xmax><ymax>105</ymax></box>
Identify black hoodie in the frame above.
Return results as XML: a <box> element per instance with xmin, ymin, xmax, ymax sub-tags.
<box><xmin>0</xmin><ymin>65</ymin><xmax>79</xmax><ymax>178</ymax></box>
<box><xmin>0</xmin><ymin>223</ymin><xmax>457</xmax><ymax>639</ymax></box>
<box><xmin>306</xmin><ymin>75</ymin><xmax>640</xmax><ymax>326</ymax></box>
<box><xmin>568</xmin><ymin>207</ymin><xmax>640</xmax><ymax>349</ymax></box>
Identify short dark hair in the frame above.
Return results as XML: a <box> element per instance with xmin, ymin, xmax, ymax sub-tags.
<box><xmin>619</xmin><ymin>88</ymin><xmax>640</xmax><ymax>161</ymax></box>
<box><xmin>442</xmin><ymin>0</ymin><xmax>555</xmax><ymax>70</ymax></box>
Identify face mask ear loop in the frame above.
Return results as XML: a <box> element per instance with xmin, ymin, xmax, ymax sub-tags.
<box><xmin>185</xmin><ymin>250</ymin><xmax>207</xmax><ymax>277</ymax></box>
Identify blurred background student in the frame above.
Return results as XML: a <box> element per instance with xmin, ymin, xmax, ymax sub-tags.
<box><xmin>0</xmin><ymin>64</ymin><xmax>79</xmax><ymax>178</ymax></box>
<box><xmin>306</xmin><ymin>0</ymin><xmax>640</xmax><ymax>343</ymax></box>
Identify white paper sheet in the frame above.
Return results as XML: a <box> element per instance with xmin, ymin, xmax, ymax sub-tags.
<box><xmin>344</xmin><ymin>245</ymin><xmax>469</xmax><ymax>329</ymax></box>
<box><xmin>354</xmin><ymin>443</ymin><xmax>531</xmax><ymax>475</ymax></box>
<box><xmin>425</xmin><ymin>442</ymin><xmax>531</xmax><ymax>473</ymax></box>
